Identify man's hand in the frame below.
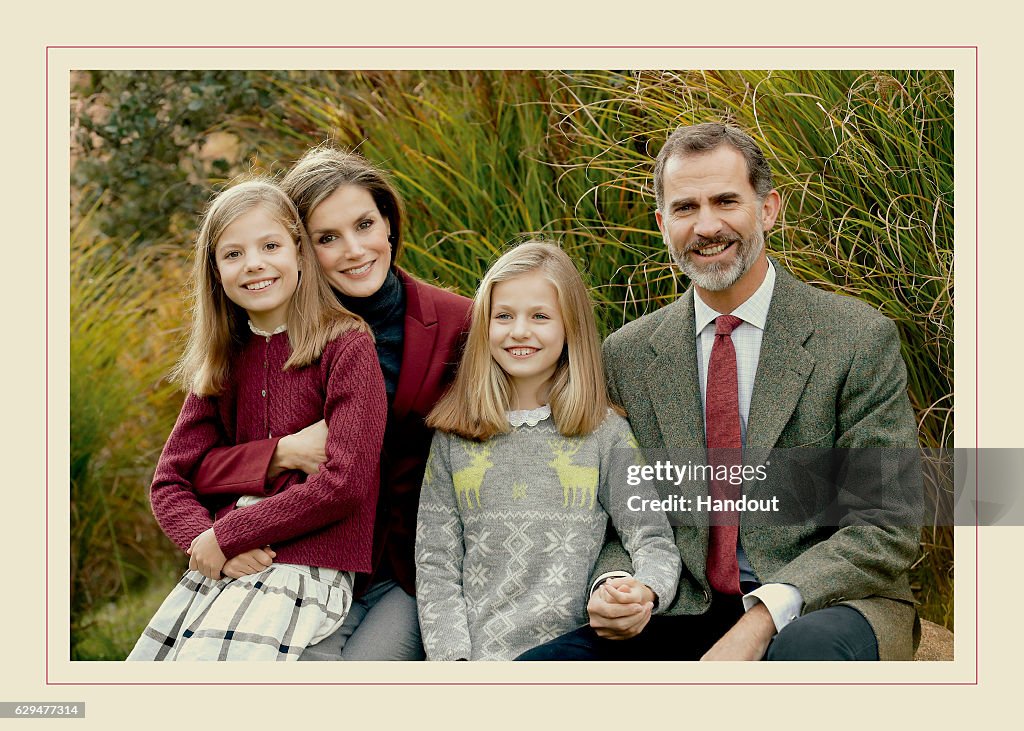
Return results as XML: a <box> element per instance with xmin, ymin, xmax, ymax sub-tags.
<box><xmin>587</xmin><ymin>577</ymin><xmax>655</xmax><ymax>640</ymax></box>
<box><xmin>222</xmin><ymin>546</ymin><xmax>276</xmax><ymax>579</ymax></box>
<box><xmin>701</xmin><ymin>602</ymin><xmax>776</xmax><ymax>661</ymax></box>
<box><xmin>269</xmin><ymin>419</ymin><xmax>328</xmax><ymax>477</ymax></box>
<box><xmin>187</xmin><ymin>527</ymin><xmax>228</xmax><ymax>580</ymax></box>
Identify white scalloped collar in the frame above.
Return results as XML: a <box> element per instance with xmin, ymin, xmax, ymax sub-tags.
<box><xmin>507</xmin><ymin>404</ymin><xmax>552</xmax><ymax>428</ymax></box>
<box><xmin>248</xmin><ymin>320</ymin><xmax>288</xmax><ymax>337</ymax></box>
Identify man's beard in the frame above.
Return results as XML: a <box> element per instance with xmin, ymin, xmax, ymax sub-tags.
<box><xmin>667</xmin><ymin>227</ymin><xmax>764</xmax><ymax>292</ymax></box>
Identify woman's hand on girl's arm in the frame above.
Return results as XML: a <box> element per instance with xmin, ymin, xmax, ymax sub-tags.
<box><xmin>190</xmin><ymin>418</ymin><xmax>328</xmax><ymax>496</ymax></box>
<box><xmin>187</xmin><ymin>527</ymin><xmax>228</xmax><ymax>580</ymax></box>
<box><xmin>269</xmin><ymin>419</ymin><xmax>328</xmax><ymax>477</ymax></box>
<box><xmin>210</xmin><ymin>334</ymin><xmax>387</xmax><ymax>556</ymax></box>
<box><xmin>222</xmin><ymin>546</ymin><xmax>277</xmax><ymax>579</ymax></box>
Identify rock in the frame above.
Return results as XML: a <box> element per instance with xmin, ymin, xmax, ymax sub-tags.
<box><xmin>914</xmin><ymin>619</ymin><xmax>954</xmax><ymax>661</ymax></box>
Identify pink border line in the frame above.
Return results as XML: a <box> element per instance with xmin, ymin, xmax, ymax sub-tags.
<box><xmin>51</xmin><ymin>44</ymin><xmax>978</xmax><ymax>683</ymax></box>
<box><xmin>45</xmin><ymin>44</ymin><xmax>50</xmax><ymax>686</ymax></box>
<box><xmin>47</xmin><ymin>44</ymin><xmax>975</xmax><ymax>49</ymax></box>
<box><xmin>974</xmin><ymin>46</ymin><xmax>980</xmax><ymax>686</ymax></box>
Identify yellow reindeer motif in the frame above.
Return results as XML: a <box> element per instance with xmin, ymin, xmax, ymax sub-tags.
<box><xmin>421</xmin><ymin>447</ymin><xmax>438</xmax><ymax>489</ymax></box>
<box><xmin>548</xmin><ymin>439</ymin><xmax>599</xmax><ymax>509</ymax></box>
<box><xmin>452</xmin><ymin>443</ymin><xmax>493</xmax><ymax>509</ymax></box>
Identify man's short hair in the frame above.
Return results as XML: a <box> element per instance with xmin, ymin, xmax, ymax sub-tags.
<box><xmin>653</xmin><ymin>123</ymin><xmax>775</xmax><ymax>211</ymax></box>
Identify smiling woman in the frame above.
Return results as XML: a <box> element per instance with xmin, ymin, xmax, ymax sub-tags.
<box><xmin>183</xmin><ymin>147</ymin><xmax>473</xmax><ymax>661</ymax></box>
<box><xmin>307</xmin><ymin>185</ymin><xmax>394</xmax><ymax>299</ymax></box>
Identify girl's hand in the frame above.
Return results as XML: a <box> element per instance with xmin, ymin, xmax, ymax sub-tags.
<box><xmin>268</xmin><ymin>419</ymin><xmax>328</xmax><ymax>477</ymax></box>
<box><xmin>602</xmin><ymin>576</ymin><xmax>656</xmax><ymax>606</ymax></box>
<box><xmin>222</xmin><ymin>546</ymin><xmax>277</xmax><ymax>579</ymax></box>
<box><xmin>186</xmin><ymin>527</ymin><xmax>228</xmax><ymax>580</ymax></box>
<box><xmin>586</xmin><ymin>577</ymin><xmax>655</xmax><ymax>640</ymax></box>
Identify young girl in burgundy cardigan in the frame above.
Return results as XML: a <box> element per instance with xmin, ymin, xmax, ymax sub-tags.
<box><xmin>127</xmin><ymin>180</ymin><xmax>387</xmax><ymax>661</ymax></box>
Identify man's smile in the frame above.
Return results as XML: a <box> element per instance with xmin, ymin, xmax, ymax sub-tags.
<box><xmin>688</xmin><ymin>240</ymin><xmax>737</xmax><ymax>258</ymax></box>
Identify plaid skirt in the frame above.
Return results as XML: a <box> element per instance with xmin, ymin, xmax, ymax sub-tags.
<box><xmin>127</xmin><ymin>564</ymin><xmax>354</xmax><ymax>661</ymax></box>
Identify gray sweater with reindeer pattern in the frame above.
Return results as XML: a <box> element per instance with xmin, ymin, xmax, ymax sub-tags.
<box><xmin>415</xmin><ymin>408</ymin><xmax>680</xmax><ymax>660</ymax></box>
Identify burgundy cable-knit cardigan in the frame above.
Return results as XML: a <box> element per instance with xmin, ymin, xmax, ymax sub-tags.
<box><xmin>149</xmin><ymin>329</ymin><xmax>387</xmax><ymax>573</ymax></box>
<box><xmin>191</xmin><ymin>268</ymin><xmax>472</xmax><ymax>594</ymax></box>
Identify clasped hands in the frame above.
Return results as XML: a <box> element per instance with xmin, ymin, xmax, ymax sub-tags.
<box><xmin>587</xmin><ymin>577</ymin><xmax>777</xmax><ymax>660</ymax></box>
<box><xmin>587</xmin><ymin>576</ymin><xmax>656</xmax><ymax>639</ymax></box>
<box><xmin>186</xmin><ymin>419</ymin><xmax>326</xmax><ymax>579</ymax></box>
<box><xmin>187</xmin><ymin>527</ymin><xmax>276</xmax><ymax>580</ymax></box>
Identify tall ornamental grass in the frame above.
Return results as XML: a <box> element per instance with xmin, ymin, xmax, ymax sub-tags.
<box><xmin>70</xmin><ymin>198</ymin><xmax>187</xmax><ymax>656</ymax></box>
<box><xmin>239</xmin><ymin>71</ymin><xmax>587</xmax><ymax>295</ymax></box>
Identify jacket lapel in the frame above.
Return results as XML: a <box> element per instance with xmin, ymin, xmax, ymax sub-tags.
<box><xmin>391</xmin><ymin>269</ymin><xmax>439</xmax><ymax>422</ymax></box>
<box><xmin>746</xmin><ymin>263</ymin><xmax>815</xmax><ymax>448</ymax></box>
<box><xmin>647</xmin><ymin>292</ymin><xmax>706</xmax><ymax>449</ymax></box>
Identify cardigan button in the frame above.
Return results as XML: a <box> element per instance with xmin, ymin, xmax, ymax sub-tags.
<box><xmin>261</xmin><ymin>390</ymin><xmax>267</xmax><ymax>397</ymax></box>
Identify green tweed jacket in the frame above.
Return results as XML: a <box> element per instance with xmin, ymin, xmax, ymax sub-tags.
<box><xmin>599</xmin><ymin>261</ymin><xmax>921</xmax><ymax>660</ymax></box>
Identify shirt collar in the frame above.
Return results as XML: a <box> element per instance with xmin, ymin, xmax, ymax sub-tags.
<box><xmin>248</xmin><ymin>320</ymin><xmax>288</xmax><ymax>337</ymax></box>
<box><xmin>507</xmin><ymin>403</ymin><xmax>552</xmax><ymax>427</ymax></box>
<box><xmin>693</xmin><ymin>258</ymin><xmax>776</xmax><ymax>334</ymax></box>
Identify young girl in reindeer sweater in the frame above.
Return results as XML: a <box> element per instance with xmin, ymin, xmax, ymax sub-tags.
<box><xmin>415</xmin><ymin>242</ymin><xmax>679</xmax><ymax>661</ymax></box>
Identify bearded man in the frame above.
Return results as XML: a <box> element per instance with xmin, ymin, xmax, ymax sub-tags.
<box><xmin>518</xmin><ymin>123</ymin><xmax>921</xmax><ymax>661</ymax></box>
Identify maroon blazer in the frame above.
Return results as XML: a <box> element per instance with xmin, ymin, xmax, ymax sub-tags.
<box><xmin>192</xmin><ymin>267</ymin><xmax>471</xmax><ymax>596</ymax></box>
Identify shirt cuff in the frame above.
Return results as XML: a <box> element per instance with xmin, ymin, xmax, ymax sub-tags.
<box><xmin>590</xmin><ymin>571</ymin><xmax>632</xmax><ymax>597</ymax></box>
<box><xmin>742</xmin><ymin>583</ymin><xmax>803</xmax><ymax>633</ymax></box>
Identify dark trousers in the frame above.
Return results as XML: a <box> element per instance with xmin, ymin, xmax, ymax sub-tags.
<box><xmin>515</xmin><ymin>595</ymin><xmax>878</xmax><ymax>661</ymax></box>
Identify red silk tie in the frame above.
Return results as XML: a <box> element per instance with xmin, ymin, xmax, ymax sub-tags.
<box><xmin>705</xmin><ymin>314</ymin><xmax>744</xmax><ymax>595</ymax></box>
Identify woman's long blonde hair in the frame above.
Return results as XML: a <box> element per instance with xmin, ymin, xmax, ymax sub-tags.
<box><xmin>427</xmin><ymin>241</ymin><xmax>613</xmax><ymax>441</ymax></box>
<box><xmin>171</xmin><ymin>179</ymin><xmax>368</xmax><ymax>396</ymax></box>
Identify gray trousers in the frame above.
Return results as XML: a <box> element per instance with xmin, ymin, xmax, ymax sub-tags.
<box><xmin>298</xmin><ymin>579</ymin><xmax>425</xmax><ymax>661</ymax></box>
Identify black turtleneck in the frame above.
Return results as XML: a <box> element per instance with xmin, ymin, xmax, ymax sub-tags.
<box><xmin>338</xmin><ymin>268</ymin><xmax>406</xmax><ymax>403</ymax></box>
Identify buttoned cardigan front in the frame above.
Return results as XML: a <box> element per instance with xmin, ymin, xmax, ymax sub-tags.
<box><xmin>149</xmin><ymin>329</ymin><xmax>388</xmax><ymax>573</ymax></box>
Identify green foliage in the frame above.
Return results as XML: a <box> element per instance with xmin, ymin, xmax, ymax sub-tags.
<box><xmin>240</xmin><ymin>71</ymin><xmax>579</xmax><ymax>291</ymax></box>
<box><xmin>71</xmin><ymin>70</ymin><xmax>288</xmax><ymax>247</ymax></box>
<box><xmin>547</xmin><ymin>70</ymin><xmax>953</xmax><ymax>445</ymax></box>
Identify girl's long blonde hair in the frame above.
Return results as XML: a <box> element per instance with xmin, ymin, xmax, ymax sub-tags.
<box><xmin>171</xmin><ymin>179</ymin><xmax>368</xmax><ymax>396</ymax></box>
<box><xmin>427</xmin><ymin>241</ymin><xmax>613</xmax><ymax>441</ymax></box>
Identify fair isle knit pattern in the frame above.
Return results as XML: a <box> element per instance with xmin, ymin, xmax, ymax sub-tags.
<box><xmin>415</xmin><ymin>410</ymin><xmax>681</xmax><ymax>661</ymax></box>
